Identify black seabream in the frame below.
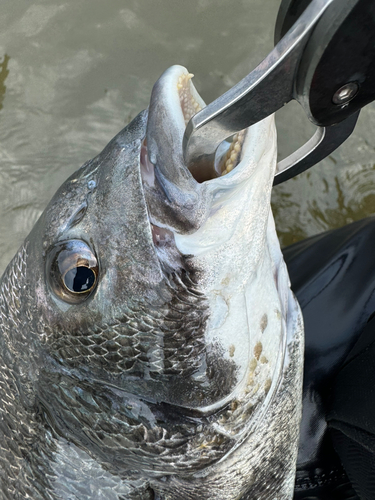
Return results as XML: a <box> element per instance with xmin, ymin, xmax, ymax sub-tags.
<box><xmin>0</xmin><ymin>66</ymin><xmax>304</xmax><ymax>499</ymax></box>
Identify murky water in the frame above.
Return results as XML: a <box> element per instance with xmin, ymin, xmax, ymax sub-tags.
<box><xmin>0</xmin><ymin>0</ymin><xmax>374</xmax><ymax>273</ymax></box>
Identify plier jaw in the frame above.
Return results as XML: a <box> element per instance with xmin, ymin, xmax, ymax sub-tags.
<box><xmin>183</xmin><ymin>0</ymin><xmax>373</xmax><ymax>184</ymax></box>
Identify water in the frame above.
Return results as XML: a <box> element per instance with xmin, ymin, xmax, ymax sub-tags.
<box><xmin>0</xmin><ymin>0</ymin><xmax>374</xmax><ymax>272</ymax></box>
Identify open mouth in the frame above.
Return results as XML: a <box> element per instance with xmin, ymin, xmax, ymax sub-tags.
<box><xmin>175</xmin><ymin>71</ymin><xmax>246</xmax><ymax>180</ymax></box>
<box><xmin>140</xmin><ymin>64</ymin><xmax>277</xmax><ymax>260</ymax></box>
<box><xmin>141</xmin><ymin>66</ymin><xmax>247</xmax><ymax>187</ymax></box>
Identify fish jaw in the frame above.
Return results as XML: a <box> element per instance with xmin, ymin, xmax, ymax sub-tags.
<box><xmin>175</xmin><ymin>120</ymin><xmax>289</xmax><ymax>413</ymax></box>
<box><xmin>144</xmin><ymin>65</ymin><xmax>303</xmax><ymax>413</ymax></box>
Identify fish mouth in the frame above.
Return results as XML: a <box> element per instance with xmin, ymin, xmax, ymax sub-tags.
<box><xmin>175</xmin><ymin>71</ymin><xmax>247</xmax><ymax>180</ymax></box>
<box><xmin>141</xmin><ymin>65</ymin><xmax>275</xmax><ymax>242</ymax></box>
<box><xmin>142</xmin><ymin>66</ymin><xmax>247</xmax><ymax>187</ymax></box>
<box><xmin>138</xmin><ymin>65</ymin><xmax>253</xmax><ymax>279</ymax></box>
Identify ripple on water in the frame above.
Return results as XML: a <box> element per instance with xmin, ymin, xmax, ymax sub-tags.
<box><xmin>272</xmin><ymin>160</ymin><xmax>375</xmax><ymax>249</ymax></box>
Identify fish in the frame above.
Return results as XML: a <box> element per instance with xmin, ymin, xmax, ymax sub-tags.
<box><xmin>0</xmin><ymin>65</ymin><xmax>304</xmax><ymax>500</ymax></box>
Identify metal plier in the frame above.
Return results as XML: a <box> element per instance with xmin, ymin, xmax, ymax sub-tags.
<box><xmin>183</xmin><ymin>0</ymin><xmax>375</xmax><ymax>185</ymax></box>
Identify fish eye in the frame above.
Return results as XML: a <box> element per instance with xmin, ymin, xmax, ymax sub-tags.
<box><xmin>46</xmin><ymin>240</ymin><xmax>99</xmax><ymax>304</ymax></box>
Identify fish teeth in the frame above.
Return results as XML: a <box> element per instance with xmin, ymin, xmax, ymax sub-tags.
<box><xmin>177</xmin><ymin>72</ymin><xmax>202</xmax><ymax>125</ymax></box>
<box><xmin>220</xmin><ymin>130</ymin><xmax>246</xmax><ymax>176</ymax></box>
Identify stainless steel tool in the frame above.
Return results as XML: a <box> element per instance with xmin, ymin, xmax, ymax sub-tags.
<box><xmin>183</xmin><ymin>0</ymin><xmax>375</xmax><ymax>185</ymax></box>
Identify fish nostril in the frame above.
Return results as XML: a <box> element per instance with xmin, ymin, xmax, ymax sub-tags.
<box><xmin>151</xmin><ymin>223</ymin><xmax>172</xmax><ymax>247</ymax></box>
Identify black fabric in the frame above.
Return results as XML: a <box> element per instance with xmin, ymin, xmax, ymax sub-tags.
<box><xmin>327</xmin><ymin>313</ymin><xmax>375</xmax><ymax>500</ymax></box>
<box><xmin>282</xmin><ymin>216</ymin><xmax>375</xmax><ymax>499</ymax></box>
<box><xmin>330</xmin><ymin>428</ymin><xmax>375</xmax><ymax>500</ymax></box>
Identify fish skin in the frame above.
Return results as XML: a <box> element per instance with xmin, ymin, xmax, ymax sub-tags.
<box><xmin>0</xmin><ymin>66</ymin><xmax>304</xmax><ymax>499</ymax></box>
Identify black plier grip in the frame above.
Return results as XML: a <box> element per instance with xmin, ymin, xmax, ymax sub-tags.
<box><xmin>183</xmin><ymin>0</ymin><xmax>375</xmax><ymax>184</ymax></box>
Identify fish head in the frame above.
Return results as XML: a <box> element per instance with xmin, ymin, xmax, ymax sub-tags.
<box><xmin>4</xmin><ymin>65</ymin><xmax>303</xmax><ymax>497</ymax></box>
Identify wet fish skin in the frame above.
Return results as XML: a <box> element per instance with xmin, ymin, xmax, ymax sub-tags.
<box><xmin>0</xmin><ymin>66</ymin><xmax>303</xmax><ymax>499</ymax></box>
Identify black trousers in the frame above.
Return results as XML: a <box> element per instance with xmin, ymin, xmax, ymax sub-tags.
<box><xmin>283</xmin><ymin>216</ymin><xmax>375</xmax><ymax>500</ymax></box>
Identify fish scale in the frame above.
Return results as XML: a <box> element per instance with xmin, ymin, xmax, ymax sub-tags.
<box><xmin>37</xmin><ymin>372</ymin><xmax>234</xmax><ymax>474</ymax></box>
<box><xmin>41</xmin><ymin>280</ymin><xmax>210</xmax><ymax>379</ymax></box>
<box><xmin>0</xmin><ymin>250</ymin><xmax>57</xmax><ymax>499</ymax></box>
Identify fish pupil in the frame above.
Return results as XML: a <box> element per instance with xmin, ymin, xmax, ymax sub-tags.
<box><xmin>64</xmin><ymin>266</ymin><xmax>95</xmax><ymax>293</ymax></box>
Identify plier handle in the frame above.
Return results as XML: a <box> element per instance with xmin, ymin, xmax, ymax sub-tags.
<box><xmin>183</xmin><ymin>0</ymin><xmax>375</xmax><ymax>185</ymax></box>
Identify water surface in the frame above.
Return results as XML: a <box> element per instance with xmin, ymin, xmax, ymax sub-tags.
<box><xmin>0</xmin><ymin>0</ymin><xmax>374</xmax><ymax>272</ymax></box>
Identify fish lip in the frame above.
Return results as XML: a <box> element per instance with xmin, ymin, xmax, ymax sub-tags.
<box><xmin>142</xmin><ymin>65</ymin><xmax>271</xmax><ymax>241</ymax></box>
<box><xmin>145</xmin><ymin>65</ymin><xmax>249</xmax><ymax>185</ymax></box>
